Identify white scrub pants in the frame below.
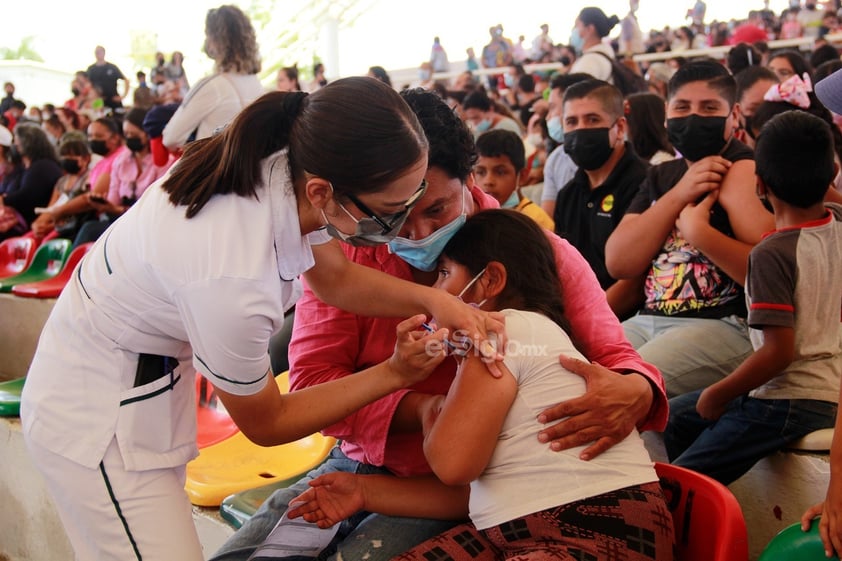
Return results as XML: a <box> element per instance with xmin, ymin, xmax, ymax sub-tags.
<box><xmin>25</xmin><ymin>436</ymin><xmax>203</xmax><ymax>561</ymax></box>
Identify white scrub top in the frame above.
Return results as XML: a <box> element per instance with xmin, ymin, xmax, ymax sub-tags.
<box><xmin>21</xmin><ymin>149</ymin><xmax>323</xmax><ymax>471</ymax></box>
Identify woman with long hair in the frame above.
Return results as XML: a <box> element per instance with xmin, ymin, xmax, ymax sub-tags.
<box><xmin>162</xmin><ymin>4</ymin><xmax>266</xmax><ymax>150</ymax></box>
<box><xmin>21</xmin><ymin>77</ymin><xmax>503</xmax><ymax>561</ymax></box>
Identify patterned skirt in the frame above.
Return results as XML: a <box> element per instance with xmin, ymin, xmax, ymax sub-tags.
<box><xmin>391</xmin><ymin>482</ymin><xmax>674</xmax><ymax>561</ymax></box>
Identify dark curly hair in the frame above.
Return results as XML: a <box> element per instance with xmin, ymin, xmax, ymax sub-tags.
<box><xmin>14</xmin><ymin>123</ymin><xmax>58</xmax><ymax>162</ymax></box>
<box><xmin>400</xmin><ymin>88</ymin><xmax>476</xmax><ymax>182</ymax></box>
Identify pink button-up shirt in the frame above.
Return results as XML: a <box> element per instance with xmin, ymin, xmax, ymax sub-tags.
<box><xmin>288</xmin><ymin>185</ymin><xmax>667</xmax><ymax>478</ymax></box>
<box><xmin>106</xmin><ymin>150</ymin><xmax>174</xmax><ymax>206</ymax></box>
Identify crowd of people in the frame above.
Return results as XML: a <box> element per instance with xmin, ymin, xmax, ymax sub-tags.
<box><xmin>2</xmin><ymin>1</ymin><xmax>842</xmax><ymax>560</ymax></box>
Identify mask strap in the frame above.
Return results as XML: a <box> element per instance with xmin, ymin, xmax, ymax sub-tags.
<box><xmin>457</xmin><ymin>266</ymin><xmax>487</xmax><ymax>300</ymax></box>
<box><xmin>329</xmin><ymin>183</ymin><xmax>360</xmax><ymax>224</ymax></box>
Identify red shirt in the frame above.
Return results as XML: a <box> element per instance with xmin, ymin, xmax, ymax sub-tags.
<box><xmin>288</xmin><ymin>185</ymin><xmax>667</xmax><ymax>477</ymax></box>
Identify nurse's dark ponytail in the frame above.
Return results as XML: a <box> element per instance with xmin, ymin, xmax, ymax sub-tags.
<box><xmin>163</xmin><ymin>77</ymin><xmax>427</xmax><ymax>218</ymax></box>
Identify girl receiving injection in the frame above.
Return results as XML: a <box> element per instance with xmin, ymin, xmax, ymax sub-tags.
<box><xmin>290</xmin><ymin>209</ymin><xmax>674</xmax><ymax>560</ymax></box>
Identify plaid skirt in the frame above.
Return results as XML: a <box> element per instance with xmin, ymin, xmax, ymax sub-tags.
<box><xmin>391</xmin><ymin>482</ymin><xmax>674</xmax><ymax>561</ymax></box>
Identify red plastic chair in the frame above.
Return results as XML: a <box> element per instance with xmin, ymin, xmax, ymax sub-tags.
<box><xmin>22</xmin><ymin>228</ymin><xmax>59</xmax><ymax>247</ymax></box>
<box><xmin>11</xmin><ymin>242</ymin><xmax>93</xmax><ymax>298</ymax></box>
<box><xmin>0</xmin><ymin>238</ymin><xmax>72</xmax><ymax>292</ymax></box>
<box><xmin>195</xmin><ymin>372</ymin><xmax>240</xmax><ymax>449</ymax></box>
<box><xmin>0</xmin><ymin>236</ymin><xmax>37</xmax><ymax>279</ymax></box>
<box><xmin>656</xmin><ymin>462</ymin><xmax>749</xmax><ymax>561</ymax></box>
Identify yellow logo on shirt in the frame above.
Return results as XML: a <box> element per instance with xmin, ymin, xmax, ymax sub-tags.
<box><xmin>601</xmin><ymin>194</ymin><xmax>615</xmax><ymax>212</ymax></box>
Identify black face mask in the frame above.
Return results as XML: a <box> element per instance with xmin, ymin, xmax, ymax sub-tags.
<box><xmin>563</xmin><ymin>127</ymin><xmax>615</xmax><ymax>170</ymax></box>
<box><xmin>71</xmin><ymin>87</ymin><xmax>80</xmax><ymax>97</ymax></box>
<box><xmin>60</xmin><ymin>158</ymin><xmax>81</xmax><ymax>174</ymax></box>
<box><xmin>667</xmin><ymin>114</ymin><xmax>728</xmax><ymax>162</ymax></box>
<box><xmin>126</xmin><ymin>137</ymin><xmax>145</xmax><ymax>153</ymax></box>
<box><xmin>89</xmin><ymin>140</ymin><xmax>109</xmax><ymax>156</ymax></box>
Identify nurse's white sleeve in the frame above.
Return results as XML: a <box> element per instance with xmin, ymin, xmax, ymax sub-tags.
<box><xmin>162</xmin><ymin>75</ymin><xmax>218</xmax><ymax>149</ymax></box>
<box><xmin>173</xmin><ymin>276</ymin><xmax>279</xmax><ymax>395</ymax></box>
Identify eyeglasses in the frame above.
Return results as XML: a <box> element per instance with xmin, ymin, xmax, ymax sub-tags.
<box><xmin>342</xmin><ymin>180</ymin><xmax>428</xmax><ymax>235</ymax></box>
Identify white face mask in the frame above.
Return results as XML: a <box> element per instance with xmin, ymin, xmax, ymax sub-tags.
<box><xmin>456</xmin><ymin>266</ymin><xmax>488</xmax><ymax>308</ymax></box>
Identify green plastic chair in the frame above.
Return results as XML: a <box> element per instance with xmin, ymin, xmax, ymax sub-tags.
<box><xmin>0</xmin><ymin>238</ymin><xmax>72</xmax><ymax>293</ymax></box>
<box><xmin>219</xmin><ymin>473</ymin><xmax>310</xmax><ymax>529</ymax></box>
<box><xmin>759</xmin><ymin>520</ymin><xmax>840</xmax><ymax>561</ymax></box>
<box><xmin>0</xmin><ymin>377</ymin><xmax>25</xmax><ymax>416</ymax></box>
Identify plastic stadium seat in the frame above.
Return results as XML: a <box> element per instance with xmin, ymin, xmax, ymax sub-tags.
<box><xmin>11</xmin><ymin>242</ymin><xmax>93</xmax><ymax>298</ymax></box>
<box><xmin>787</xmin><ymin>429</ymin><xmax>834</xmax><ymax>452</ymax></box>
<box><xmin>759</xmin><ymin>520</ymin><xmax>840</xmax><ymax>560</ymax></box>
<box><xmin>220</xmin><ymin>473</ymin><xmax>312</xmax><ymax>529</ymax></box>
<box><xmin>655</xmin><ymin>462</ymin><xmax>749</xmax><ymax>561</ymax></box>
<box><xmin>0</xmin><ymin>238</ymin><xmax>72</xmax><ymax>292</ymax></box>
<box><xmin>0</xmin><ymin>236</ymin><xmax>37</xmax><ymax>279</ymax></box>
<box><xmin>0</xmin><ymin>377</ymin><xmax>26</xmax><ymax>416</ymax></box>
<box><xmin>185</xmin><ymin>372</ymin><xmax>336</xmax><ymax>507</ymax></box>
<box><xmin>195</xmin><ymin>373</ymin><xmax>240</xmax><ymax>449</ymax></box>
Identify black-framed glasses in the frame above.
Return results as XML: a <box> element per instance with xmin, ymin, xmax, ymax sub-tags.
<box><xmin>342</xmin><ymin>180</ymin><xmax>428</xmax><ymax>235</ymax></box>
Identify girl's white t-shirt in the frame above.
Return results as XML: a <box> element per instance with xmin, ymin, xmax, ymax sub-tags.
<box><xmin>468</xmin><ymin>309</ymin><xmax>658</xmax><ymax>530</ymax></box>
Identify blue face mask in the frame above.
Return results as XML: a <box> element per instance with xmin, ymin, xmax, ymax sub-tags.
<box><xmin>473</xmin><ymin>119</ymin><xmax>492</xmax><ymax>134</ymax></box>
<box><xmin>502</xmin><ymin>190</ymin><xmax>519</xmax><ymax>209</ymax></box>
<box><xmin>547</xmin><ymin>115</ymin><xmax>564</xmax><ymax>143</ymax></box>
<box><xmin>570</xmin><ymin>27</ymin><xmax>584</xmax><ymax>53</ymax></box>
<box><xmin>388</xmin><ymin>190</ymin><xmax>467</xmax><ymax>271</ymax></box>
<box><xmin>504</xmin><ymin>73</ymin><xmax>516</xmax><ymax>89</ymax></box>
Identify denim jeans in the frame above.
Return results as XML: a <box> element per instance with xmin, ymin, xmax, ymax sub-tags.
<box><xmin>664</xmin><ymin>390</ymin><xmax>837</xmax><ymax>485</ymax></box>
<box><xmin>210</xmin><ymin>446</ymin><xmax>459</xmax><ymax>561</ymax></box>
<box><xmin>623</xmin><ymin>314</ymin><xmax>754</xmax><ymax>398</ymax></box>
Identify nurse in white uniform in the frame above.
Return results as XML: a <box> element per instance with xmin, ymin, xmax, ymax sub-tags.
<box><xmin>20</xmin><ymin>77</ymin><xmax>501</xmax><ymax>561</ymax></box>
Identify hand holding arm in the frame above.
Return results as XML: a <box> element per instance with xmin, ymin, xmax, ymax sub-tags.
<box><xmin>606</xmin><ymin>156</ymin><xmax>730</xmax><ymax>279</ymax></box>
<box><xmin>537</xmin><ymin>355</ymin><xmax>654</xmax><ymax>460</ymax></box>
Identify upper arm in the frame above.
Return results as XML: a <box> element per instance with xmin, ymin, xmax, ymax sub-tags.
<box><xmin>92</xmin><ymin>169</ymin><xmax>111</xmax><ymax>196</ymax></box>
<box><xmin>302</xmin><ymin>240</ymin><xmax>351</xmax><ymax>302</ymax></box>
<box><xmin>162</xmin><ymin>81</ymin><xmax>214</xmax><ymax>148</ymax></box>
<box><xmin>425</xmin><ymin>356</ymin><xmax>516</xmax><ymax>485</ymax></box>
<box><xmin>718</xmin><ymin>159</ymin><xmax>774</xmax><ymax>244</ymax></box>
<box><xmin>759</xmin><ymin>325</ymin><xmax>796</xmax><ymax>366</ymax></box>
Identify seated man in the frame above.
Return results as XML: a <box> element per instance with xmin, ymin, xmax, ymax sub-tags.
<box><xmin>211</xmin><ymin>88</ymin><xmax>667</xmax><ymax>561</ymax></box>
<box><xmin>606</xmin><ymin>59</ymin><xmax>775</xmax><ymax>398</ymax></box>
<box><xmin>540</xmin><ymin>73</ymin><xmax>592</xmax><ymax>218</ymax></box>
<box><xmin>554</xmin><ymin>79</ymin><xmax>649</xmax><ymax>320</ymax></box>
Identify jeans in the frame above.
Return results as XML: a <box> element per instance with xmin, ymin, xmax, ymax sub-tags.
<box><xmin>210</xmin><ymin>446</ymin><xmax>459</xmax><ymax>561</ymax></box>
<box><xmin>664</xmin><ymin>390</ymin><xmax>837</xmax><ymax>485</ymax></box>
<box><xmin>623</xmin><ymin>314</ymin><xmax>753</xmax><ymax>397</ymax></box>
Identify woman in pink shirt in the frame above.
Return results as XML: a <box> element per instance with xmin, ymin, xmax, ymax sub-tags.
<box><xmin>77</xmin><ymin>108</ymin><xmax>174</xmax><ymax>245</ymax></box>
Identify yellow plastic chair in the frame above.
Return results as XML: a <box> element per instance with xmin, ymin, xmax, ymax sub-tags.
<box><xmin>185</xmin><ymin>372</ymin><xmax>336</xmax><ymax>507</ymax></box>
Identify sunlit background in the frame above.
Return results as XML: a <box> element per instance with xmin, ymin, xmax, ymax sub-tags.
<box><xmin>1</xmin><ymin>0</ymin><xmax>790</xmax><ymax>106</ymax></box>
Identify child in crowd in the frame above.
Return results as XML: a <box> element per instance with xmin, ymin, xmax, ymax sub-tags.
<box><xmin>290</xmin><ymin>210</ymin><xmax>674</xmax><ymax>561</ymax></box>
<box><xmin>605</xmin><ymin>59</ymin><xmax>775</xmax><ymax>398</ymax></box>
<box><xmin>802</xmin><ymin>65</ymin><xmax>842</xmax><ymax>559</ymax></box>
<box><xmin>474</xmin><ymin>129</ymin><xmax>554</xmax><ymax>230</ymax></box>
<box><xmin>665</xmin><ymin>111</ymin><xmax>842</xmax><ymax>485</ymax></box>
